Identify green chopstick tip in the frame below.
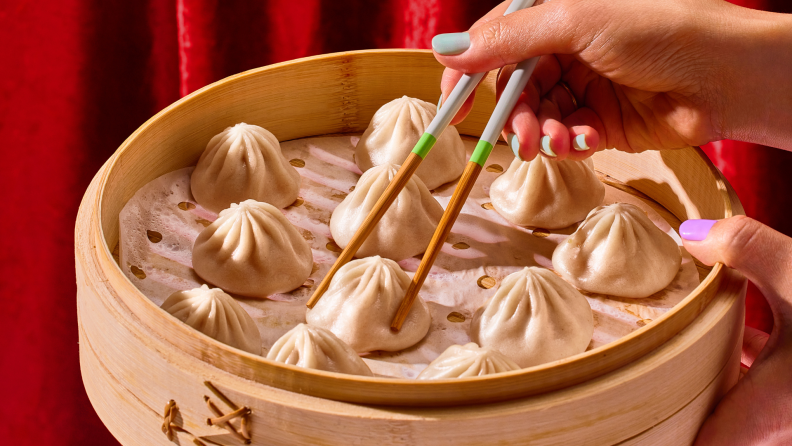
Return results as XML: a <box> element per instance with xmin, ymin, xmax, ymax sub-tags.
<box><xmin>411</xmin><ymin>133</ymin><xmax>437</xmax><ymax>159</ymax></box>
<box><xmin>470</xmin><ymin>140</ymin><xmax>494</xmax><ymax>166</ymax></box>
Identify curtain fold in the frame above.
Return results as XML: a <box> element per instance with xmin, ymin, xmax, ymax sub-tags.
<box><xmin>0</xmin><ymin>0</ymin><xmax>786</xmax><ymax>443</ymax></box>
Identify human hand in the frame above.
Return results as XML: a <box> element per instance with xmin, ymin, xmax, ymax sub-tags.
<box><xmin>680</xmin><ymin>217</ymin><xmax>792</xmax><ymax>445</ymax></box>
<box><xmin>433</xmin><ymin>0</ymin><xmax>792</xmax><ymax>161</ymax></box>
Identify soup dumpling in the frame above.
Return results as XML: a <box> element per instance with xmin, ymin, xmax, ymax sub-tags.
<box><xmin>306</xmin><ymin>256</ymin><xmax>431</xmax><ymax>353</ymax></box>
<box><xmin>470</xmin><ymin>267</ymin><xmax>594</xmax><ymax>368</ymax></box>
<box><xmin>330</xmin><ymin>163</ymin><xmax>442</xmax><ymax>261</ymax></box>
<box><xmin>191</xmin><ymin>123</ymin><xmax>300</xmax><ymax>213</ymax></box>
<box><xmin>489</xmin><ymin>156</ymin><xmax>604</xmax><ymax>229</ymax></box>
<box><xmin>417</xmin><ymin>343</ymin><xmax>521</xmax><ymax>379</ymax></box>
<box><xmin>552</xmin><ymin>202</ymin><xmax>682</xmax><ymax>298</ymax></box>
<box><xmin>192</xmin><ymin>200</ymin><xmax>313</xmax><ymax>298</ymax></box>
<box><xmin>267</xmin><ymin>324</ymin><xmax>373</xmax><ymax>376</ymax></box>
<box><xmin>161</xmin><ymin>285</ymin><xmax>261</xmax><ymax>354</ymax></box>
<box><xmin>355</xmin><ymin>96</ymin><xmax>466</xmax><ymax>190</ymax></box>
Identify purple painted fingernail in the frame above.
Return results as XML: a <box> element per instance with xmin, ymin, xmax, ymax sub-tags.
<box><xmin>680</xmin><ymin>219</ymin><xmax>717</xmax><ymax>241</ymax></box>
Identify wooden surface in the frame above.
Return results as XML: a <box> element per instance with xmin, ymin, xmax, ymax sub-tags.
<box><xmin>307</xmin><ymin>151</ymin><xmax>424</xmax><ymax>308</ymax></box>
<box><xmin>76</xmin><ymin>50</ymin><xmax>747</xmax><ymax>444</ymax></box>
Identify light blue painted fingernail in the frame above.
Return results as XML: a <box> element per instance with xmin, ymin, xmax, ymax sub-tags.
<box><xmin>540</xmin><ymin>136</ymin><xmax>557</xmax><ymax>157</ymax></box>
<box><xmin>437</xmin><ymin>93</ymin><xmax>443</xmax><ymax>112</ymax></box>
<box><xmin>573</xmin><ymin>134</ymin><xmax>589</xmax><ymax>151</ymax></box>
<box><xmin>507</xmin><ymin>133</ymin><xmax>523</xmax><ymax>161</ymax></box>
<box><xmin>432</xmin><ymin>32</ymin><xmax>470</xmax><ymax>56</ymax></box>
<box><xmin>679</xmin><ymin>219</ymin><xmax>717</xmax><ymax>241</ymax></box>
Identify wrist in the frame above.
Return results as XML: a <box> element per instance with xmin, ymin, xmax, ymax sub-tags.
<box><xmin>715</xmin><ymin>6</ymin><xmax>792</xmax><ymax>149</ymax></box>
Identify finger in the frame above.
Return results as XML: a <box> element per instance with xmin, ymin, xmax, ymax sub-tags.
<box><xmin>741</xmin><ymin>325</ymin><xmax>770</xmax><ymax>368</ymax></box>
<box><xmin>561</xmin><ymin>107</ymin><xmax>605</xmax><ymax>161</ymax></box>
<box><xmin>680</xmin><ymin>216</ymin><xmax>792</xmax><ymax>318</ymax></box>
<box><xmin>503</xmin><ymin>99</ymin><xmax>541</xmax><ymax>161</ymax></box>
<box><xmin>546</xmin><ymin>84</ymin><xmax>577</xmax><ymax>118</ymax></box>
<box><xmin>536</xmin><ymin>99</ymin><xmax>571</xmax><ymax>160</ymax></box>
<box><xmin>440</xmin><ymin>68</ymin><xmax>481</xmax><ymax>125</ymax></box>
<box><xmin>438</xmin><ymin>0</ymin><xmax>526</xmax><ymax>125</ymax></box>
<box><xmin>496</xmin><ymin>55</ymin><xmax>562</xmax><ymax>109</ymax></box>
<box><xmin>433</xmin><ymin>2</ymin><xmax>587</xmax><ymax>74</ymax></box>
<box><xmin>565</xmin><ymin>125</ymin><xmax>599</xmax><ymax>161</ymax></box>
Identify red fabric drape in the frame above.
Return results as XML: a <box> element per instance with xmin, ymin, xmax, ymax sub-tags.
<box><xmin>0</xmin><ymin>0</ymin><xmax>787</xmax><ymax>444</ymax></box>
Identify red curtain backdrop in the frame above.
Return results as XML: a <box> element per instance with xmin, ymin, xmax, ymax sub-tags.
<box><xmin>0</xmin><ymin>0</ymin><xmax>787</xmax><ymax>444</ymax></box>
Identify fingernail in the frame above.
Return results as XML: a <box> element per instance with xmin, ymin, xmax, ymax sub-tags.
<box><xmin>432</xmin><ymin>32</ymin><xmax>470</xmax><ymax>56</ymax></box>
<box><xmin>540</xmin><ymin>136</ymin><xmax>557</xmax><ymax>157</ymax></box>
<box><xmin>437</xmin><ymin>93</ymin><xmax>443</xmax><ymax>112</ymax></box>
<box><xmin>573</xmin><ymin>134</ymin><xmax>589</xmax><ymax>151</ymax></box>
<box><xmin>680</xmin><ymin>219</ymin><xmax>717</xmax><ymax>241</ymax></box>
<box><xmin>507</xmin><ymin>133</ymin><xmax>523</xmax><ymax>161</ymax></box>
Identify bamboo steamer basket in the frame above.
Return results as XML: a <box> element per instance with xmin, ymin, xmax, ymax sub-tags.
<box><xmin>76</xmin><ymin>50</ymin><xmax>747</xmax><ymax>445</ymax></box>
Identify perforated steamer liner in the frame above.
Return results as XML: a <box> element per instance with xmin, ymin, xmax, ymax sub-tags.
<box><xmin>118</xmin><ymin>134</ymin><xmax>701</xmax><ymax>379</ymax></box>
<box><xmin>77</xmin><ymin>49</ymin><xmax>747</xmax><ymax>446</ymax></box>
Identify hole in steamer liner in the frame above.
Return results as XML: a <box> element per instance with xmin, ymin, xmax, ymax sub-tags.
<box><xmin>147</xmin><ymin>230</ymin><xmax>163</xmax><ymax>243</ymax></box>
<box><xmin>447</xmin><ymin>312</ymin><xmax>466</xmax><ymax>323</ymax></box>
<box><xmin>477</xmin><ymin>275</ymin><xmax>496</xmax><ymax>289</ymax></box>
<box><xmin>130</xmin><ymin>265</ymin><xmax>147</xmax><ymax>280</ymax></box>
<box><xmin>485</xmin><ymin>164</ymin><xmax>503</xmax><ymax>173</ymax></box>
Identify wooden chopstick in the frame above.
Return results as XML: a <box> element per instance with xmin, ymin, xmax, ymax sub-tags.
<box><xmin>391</xmin><ymin>55</ymin><xmax>541</xmax><ymax>331</ymax></box>
<box><xmin>391</xmin><ymin>161</ymin><xmax>482</xmax><ymax>331</ymax></box>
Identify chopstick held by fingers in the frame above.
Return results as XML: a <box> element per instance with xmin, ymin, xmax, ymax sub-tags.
<box><xmin>391</xmin><ymin>56</ymin><xmax>540</xmax><ymax>331</ymax></box>
<box><xmin>306</xmin><ymin>0</ymin><xmax>536</xmax><ymax>309</ymax></box>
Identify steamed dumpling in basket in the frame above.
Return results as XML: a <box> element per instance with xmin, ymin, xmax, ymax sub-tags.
<box><xmin>161</xmin><ymin>285</ymin><xmax>262</xmax><ymax>354</ymax></box>
<box><xmin>330</xmin><ymin>163</ymin><xmax>443</xmax><ymax>261</ymax></box>
<box><xmin>191</xmin><ymin>123</ymin><xmax>300</xmax><ymax>213</ymax></box>
<box><xmin>417</xmin><ymin>343</ymin><xmax>521</xmax><ymax>379</ymax></box>
<box><xmin>489</xmin><ymin>156</ymin><xmax>604</xmax><ymax>229</ymax></box>
<box><xmin>355</xmin><ymin>96</ymin><xmax>466</xmax><ymax>190</ymax></box>
<box><xmin>552</xmin><ymin>202</ymin><xmax>682</xmax><ymax>298</ymax></box>
<box><xmin>266</xmin><ymin>324</ymin><xmax>373</xmax><ymax>376</ymax></box>
<box><xmin>471</xmin><ymin>267</ymin><xmax>594</xmax><ymax>368</ymax></box>
<box><xmin>192</xmin><ymin>199</ymin><xmax>313</xmax><ymax>298</ymax></box>
<box><xmin>306</xmin><ymin>256</ymin><xmax>431</xmax><ymax>353</ymax></box>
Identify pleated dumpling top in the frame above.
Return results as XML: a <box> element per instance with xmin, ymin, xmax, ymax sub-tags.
<box><xmin>552</xmin><ymin>202</ymin><xmax>682</xmax><ymax>298</ymax></box>
<box><xmin>191</xmin><ymin>123</ymin><xmax>301</xmax><ymax>213</ymax></box>
<box><xmin>355</xmin><ymin>96</ymin><xmax>465</xmax><ymax>190</ymax></box>
<box><xmin>161</xmin><ymin>285</ymin><xmax>261</xmax><ymax>354</ymax></box>
<box><xmin>266</xmin><ymin>324</ymin><xmax>373</xmax><ymax>376</ymax></box>
<box><xmin>330</xmin><ymin>163</ymin><xmax>443</xmax><ymax>261</ymax></box>
<box><xmin>471</xmin><ymin>267</ymin><xmax>594</xmax><ymax>368</ymax></box>
<box><xmin>417</xmin><ymin>343</ymin><xmax>521</xmax><ymax>379</ymax></box>
<box><xmin>192</xmin><ymin>200</ymin><xmax>313</xmax><ymax>298</ymax></box>
<box><xmin>489</xmin><ymin>156</ymin><xmax>604</xmax><ymax>229</ymax></box>
<box><xmin>306</xmin><ymin>256</ymin><xmax>431</xmax><ymax>353</ymax></box>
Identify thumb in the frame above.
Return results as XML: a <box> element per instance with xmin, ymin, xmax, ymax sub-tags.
<box><xmin>680</xmin><ymin>216</ymin><xmax>792</xmax><ymax>327</ymax></box>
<box><xmin>432</xmin><ymin>1</ymin><xmax>584</xmax><ymax>73</ymax></box>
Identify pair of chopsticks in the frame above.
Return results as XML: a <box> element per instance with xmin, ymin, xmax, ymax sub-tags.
<box><xmin>392</xmin><ymin>56</ymin><xmax>539</xmax><ymax>330</ymax></box>
<box><xmin>307</xmin><ymin>0</ymin><xmax>540</xmax><ymax>332</ymax></box>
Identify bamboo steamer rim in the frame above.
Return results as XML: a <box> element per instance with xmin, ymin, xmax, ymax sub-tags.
<box><xmin>87</xmin><ymin>49</ymin><xmax>740</xmax><ymax>406</ymax></box>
